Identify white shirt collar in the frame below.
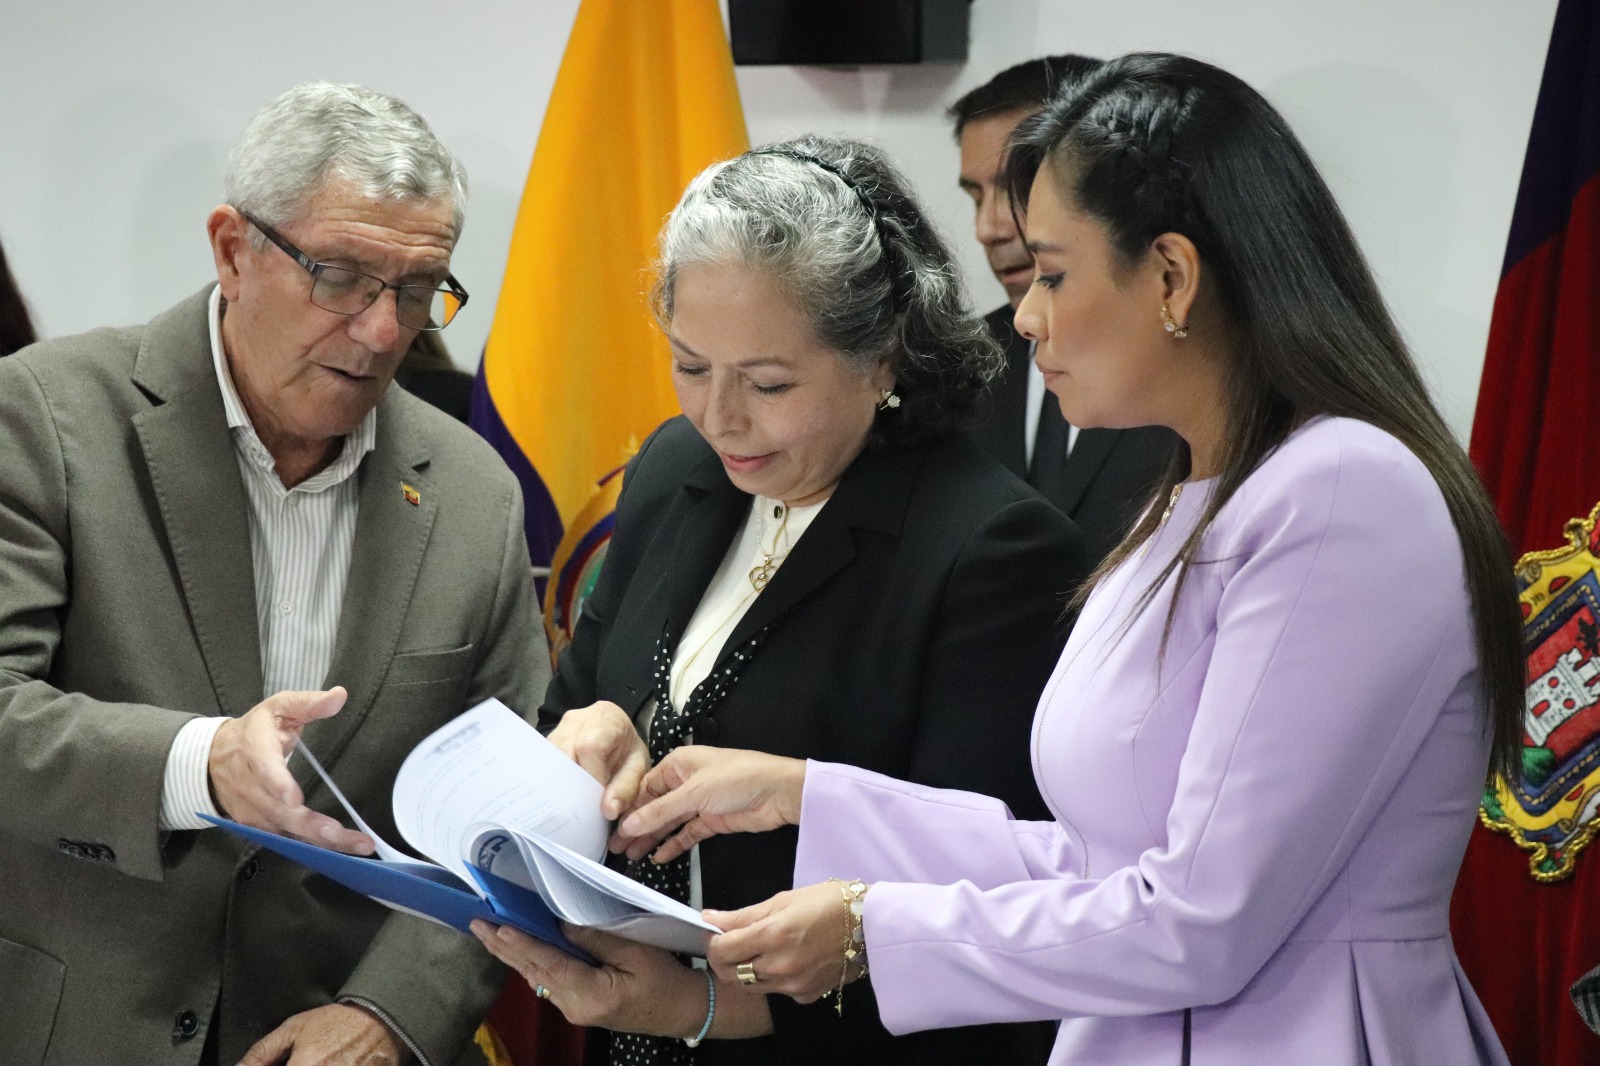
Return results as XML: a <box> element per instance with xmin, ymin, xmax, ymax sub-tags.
<box><xmin>207</xmin><ymin>285</ymin><xmax>377</xmax><ymax>489</ymax></box>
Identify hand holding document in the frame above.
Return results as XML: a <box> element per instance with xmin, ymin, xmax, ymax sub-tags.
<box><xmin>205</xmin><ymin>699</ymin><xmax>720</xmax><ymax>958</ymax></box>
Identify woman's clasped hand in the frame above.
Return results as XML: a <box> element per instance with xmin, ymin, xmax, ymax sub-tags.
<box><xmin>545</xmin><ymin>703</ymin><xmax>808</xmax><ymax>861</ymax></box>
<box><xmin>703</xmin><ymin>882</ymin><xmax>865</xmax><ymax>1005</ymax></box>
<box><xmin>471</xmin><ymin>921</ymin><xmax>709</xmax><ymax>1034</ymax></box>
<box><xmin>614</xmin><ymin>746</ymin><xmax>807</xmax><ymax>863</ymax></box>
<box><xmin>575</xmin><ymin>742</ymin><xmax>857</xmax><ymax>1004</ymax></box>
<box><xmin>471</xmin><ymin>919</ymin><xmax>783</xmax><ymax>1042</ymax></box>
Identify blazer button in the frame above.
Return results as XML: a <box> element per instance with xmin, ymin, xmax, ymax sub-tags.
<box><xmin>173</xmin><ymin>1009</ymin><xmax>200</xmax><ymax>1041</ymax></box>
<box><xmin>239</xmin><ymin>858</ymin><xmax>259</xmax><ymax>883</ymax></box>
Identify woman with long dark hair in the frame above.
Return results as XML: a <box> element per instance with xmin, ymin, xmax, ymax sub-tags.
<box><xmin>609</xmin><ymin>54</ymin><xmax>1520</xmax><ymax>1065</ymax></box>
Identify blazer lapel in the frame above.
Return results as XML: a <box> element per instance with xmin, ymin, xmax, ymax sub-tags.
<box><xmin>1057</xmin><ymin>427</ymin><xmax>1120</xmax><ymax>516</ymax></box>
<box><xmin>666</xmin><ymin>453</ymin><xmax>751</xmax><ymax>637</ymax></box>
<box><xmin>603</xmin><ymin>451</ymin><xmax>748</xmax><ymax>711</ymax></box>
<box><xmin>131</xmin><ymin>289</ymin><xmax>264</xmax><ymax>717</ymax></box>
<box><xmin>296</xmin><ymin>393</ymin><xmax>437</xmax><ymax>782</ymax></box>
<box><xmin>724</xmin><ymin>442</ymin><xmax>920</xmax><ymax>650</ymax></box>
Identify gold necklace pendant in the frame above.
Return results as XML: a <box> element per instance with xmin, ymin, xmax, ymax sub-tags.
<box><xmin>749</xmin><ymin>499</ymin><xmax>793</xmax><ymax>592</ymax></box>
<box><xmin>749</xmin><ymin>555</ymin><xmax>778</xmax><ymax>591</ymax></box>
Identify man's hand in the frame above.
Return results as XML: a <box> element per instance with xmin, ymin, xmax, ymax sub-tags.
<box><xmin>208</xmin><ymin>687</ymin><xmax>374</xmax><ymax>854</ymax></box>
<box><xmin>546</xmin><ymin>701</ymin><xmax>651</xmax><ymax>819</ymax></box>
<box><xmin>238</xmin><ymin>1003</ymin><xmax>401</xmax><ymax>1066</ymax></box>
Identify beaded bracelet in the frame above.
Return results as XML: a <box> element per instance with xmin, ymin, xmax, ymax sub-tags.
<box><xmin>826</xmin><ymin>878</ymin><xmax>870</xmax><ymax>1015</ymax></box>
<box><xmin>681</xmin><ymin>960</ymin><xmax>720</xmax><ymax>1043</ymax></box>
<box><xmin>684</xmin><ymin>966</ymin><xmax>716</xmax><ymax>1047</ymax></box>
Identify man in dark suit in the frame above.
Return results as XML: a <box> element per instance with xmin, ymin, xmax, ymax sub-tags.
<box><xmin>952</xmin><ymin>57</ymin><xmax>1178</xmax><ymax>564</ymax></box>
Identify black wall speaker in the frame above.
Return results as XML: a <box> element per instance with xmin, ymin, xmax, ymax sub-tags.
<box><xmin>730</xmin><ymin>0</ymin><xmax>970</xmax><ymax>66</ymax></box>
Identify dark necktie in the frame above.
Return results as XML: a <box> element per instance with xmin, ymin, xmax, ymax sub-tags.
<box><xmin>1028</xmin><ymin>391</ymin><xmax>1072</xmax><ymax>501</ymax></box>
<box><xmin>607</xmin><ymin>625</ymin><xmax>769</xmax><ymax>1066</ymax></box>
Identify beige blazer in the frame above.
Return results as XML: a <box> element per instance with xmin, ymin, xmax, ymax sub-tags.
<box><xmin>0</xmin><ymin>288</ymin><xmax>548</xmax><ymax>1065</ymax></box>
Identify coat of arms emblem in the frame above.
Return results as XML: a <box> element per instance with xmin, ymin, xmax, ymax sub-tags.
<box><xmin>1483</xmin><ymin>500</ymin><xmax>1600</xmax><ymax>881</ymax></box>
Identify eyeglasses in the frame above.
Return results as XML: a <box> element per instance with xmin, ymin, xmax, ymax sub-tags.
<box><xmin>243</xmin><ymin>212</ymin><xmax>468</xmax><ymax>331</ymax></box>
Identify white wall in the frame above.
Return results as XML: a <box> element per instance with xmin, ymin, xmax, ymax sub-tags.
<box><xmin>0</xmin><ymin>0</ymin><xmax>1557</xmax><ymax>439</ymax></box>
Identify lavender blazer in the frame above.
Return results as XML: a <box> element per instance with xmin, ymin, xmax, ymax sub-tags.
<box><xmin>795</xmin><ymin>418</ymin><xmax>1511</xmax><ymax>1065</ymax></box>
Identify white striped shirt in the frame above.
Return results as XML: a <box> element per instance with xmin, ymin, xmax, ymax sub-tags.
<box><xmin>158</xmin><ymin>287</ymin><xmax>376</xmax><ymax>831</ymax></box>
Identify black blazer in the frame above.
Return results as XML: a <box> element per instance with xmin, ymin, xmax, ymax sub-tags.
<box><xmin>542</xmin><ymin>416</ymin><xmax>1087</xmax><ymax>1066</ymax></box>
<box><xmin>967</xmin><ymin>305</ymin><xmax>1178</xmax><ymax>565</ymax></box>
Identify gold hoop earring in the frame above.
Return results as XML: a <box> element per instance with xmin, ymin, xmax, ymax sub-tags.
<box><xmin>877</xmin><ymin>388</ymin><xmax>901</xmax><ymax>411</ymax></box>
<box><xmin>1160</xmin><ymin>303</ymin><xmax>1189</xmax><ymax>340</ymax></box>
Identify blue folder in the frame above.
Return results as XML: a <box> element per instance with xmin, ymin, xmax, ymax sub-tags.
<box><xmin>203</xmin><ymin>815</ymin><xmax>597</xmax><ymax>964</ymax></box>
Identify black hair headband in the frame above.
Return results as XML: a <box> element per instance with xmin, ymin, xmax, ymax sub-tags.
<box><xmin>751</xmin><ymin>147</ymin><xmax>909</xmax><ymax>311</ymax></box>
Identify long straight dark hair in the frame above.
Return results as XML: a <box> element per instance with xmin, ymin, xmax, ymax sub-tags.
<box><xmin>1007</xmin><ymin>53</ymin><xmax>1523</xmax><ymax>780</ymax></box>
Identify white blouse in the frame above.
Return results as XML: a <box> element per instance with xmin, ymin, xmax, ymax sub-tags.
<box><xmin>637</xmin><ymin>492</ymin><xmax>827</xmax><ymax>907</ymax></box>
<box><xmin>668</xmin><ymin>494</ymin><xmax>826</xmax><ymax>712</ymax></box>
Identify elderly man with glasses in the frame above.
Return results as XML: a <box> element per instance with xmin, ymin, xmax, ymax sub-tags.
<box><xmin>0</xmin><ymin>83</ymin><xmax>546</xmax><ymax>1066</ymax></box>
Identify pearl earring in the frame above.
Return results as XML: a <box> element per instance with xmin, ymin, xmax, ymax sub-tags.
<box><xmin>1160</xmin><ymin>303</ymin><xmax>1189</xmax><ymax>340</ymax></box>
<box><xmin>877</xmin><ymin>388</ymin><xmax>901</xmax><ymax>411</ymax></box>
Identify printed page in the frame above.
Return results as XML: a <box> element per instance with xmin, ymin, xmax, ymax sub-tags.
<box><xmin>471</xmin><ymin>825</ymin><xmax>638</xmax><ymax>926</ymax></box>
<box><xmin>472</xmin><ymin>824</ymin><xmax>720</xmax><ymax>955</ymax></box>
<box><xmin>295</xmin><ymin>738</ymin><xmax>414</xmax><ymax>865</ymax></box>
<box><xmin>392</xmin><ymin>699</ymin><xmax>607</xmax><ymax>888</ymax></box>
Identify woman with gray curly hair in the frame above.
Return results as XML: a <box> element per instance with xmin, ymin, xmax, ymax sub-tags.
<box><xmin>471</xmin><ymin>136</ymin><xmax>1086</xmax><ymax>1065</ymax></box>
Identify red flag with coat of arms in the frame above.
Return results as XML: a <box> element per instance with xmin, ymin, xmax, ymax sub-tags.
<box><xmin>1451</xmin><ymin>1</ymin><xmax>1600</xmax><ymax>1063</ymax></box>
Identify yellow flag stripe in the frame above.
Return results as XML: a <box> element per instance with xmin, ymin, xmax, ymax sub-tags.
<box><xmin>484</xmin><ymin>0</ymin><xmax>748</xmax><ymax>528</ymax></box>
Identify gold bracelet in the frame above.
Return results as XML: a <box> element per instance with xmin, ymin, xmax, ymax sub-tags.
<box><xmin>825</xmin><ymin>878</ymin><xmax>869</xmax><ymax>1016</ymax></box>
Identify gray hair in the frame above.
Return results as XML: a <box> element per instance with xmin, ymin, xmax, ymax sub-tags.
<box><xmin>224</xmin><ymin>82</ymin><xmax>467</xmax><ymax>241</ymax></box>
<box><xmin>652</xmin><ymin>135</ymin><xmax>1001</xmax><ymax>445</ymax></box>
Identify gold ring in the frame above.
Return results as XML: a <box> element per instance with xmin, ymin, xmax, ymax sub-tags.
<box><xmin>736</xmin><ymin>961</ymin><xmax>759</xmax><ymax>986</ymax></box>
<box><xmin>534</xmin><ymin>984</ymin><xmax>552</xmax><ymax>1000</ymax></box>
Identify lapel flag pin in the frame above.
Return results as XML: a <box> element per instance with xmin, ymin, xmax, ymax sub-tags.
<box><xmin>401</xmin><ymin>483</ymin><xmax>421</xmax><ymax>507</ymax></box>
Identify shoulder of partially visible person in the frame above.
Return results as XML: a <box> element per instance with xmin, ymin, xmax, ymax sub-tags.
<box><xmin>395</xmin><ymin>331</ymin><xmax>472</xmax><ymax>422</ymax></box>
<box><xmin>610</xmin><ymin>414</ymin><xmax>717</xmax><ymax>519</ymax></box>
<box><xmin>1</xmin><ymin>320</ymin><xmax>145</xmax><ymax>407</ymax></box>
<box><xmin>585</xmin><ymin>413</ymin><xmax>714</xmax><ymax>601</ymax></box>
<box><xmin>0</xmin><ymin>287</ymin><xmax>212</xmax><ymax>417</ymax></box>
<box><xmin>982</xmin><ymin>302</ymin><xmax>1018</xmax><ymax>340</ymax></box>
<box><xmin>907</xmin><ymin>431</ymin><xmax>1085</xmax><ymax>556</ymax></box>
<box><xmin>1215</xmin><ymin>415</ymin><xmax>1462</xmax><ymax>575</ymax></box>
<box><xmin>384</xmin><ymin>381</ymin><xmax>518</xmax><ymax>491</ymax></box>
<box><xmin>980</xmin><ymin>302</ymin><xmax>1029</xmax><ymax>376</ymax></box>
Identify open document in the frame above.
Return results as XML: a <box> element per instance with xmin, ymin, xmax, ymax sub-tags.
<box><xmin>203</xmin><ymin>698</ymin><xmax>719</xmax><ymax>959</ymax></box>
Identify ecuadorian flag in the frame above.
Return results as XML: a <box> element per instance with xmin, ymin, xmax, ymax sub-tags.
<box><xmin>470</xmin><ymin>0</ymin><xmax>748</xmax><ymax>663</ymax></box>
